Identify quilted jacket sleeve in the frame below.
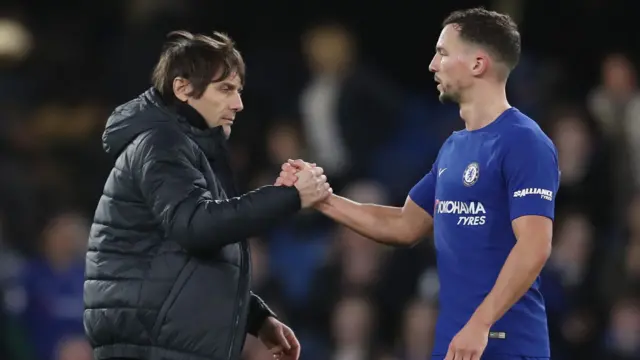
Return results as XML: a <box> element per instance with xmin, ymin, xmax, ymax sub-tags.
<box><xmin>135</xmin><ymin>128</ymin><xmax>301</xmax><ymax>252</ymax></box>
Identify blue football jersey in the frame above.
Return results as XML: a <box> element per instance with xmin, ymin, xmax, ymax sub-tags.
<box><xmin>409</xmin><ymin>108</ymin><xmax>559</xmax><ymax>357</ymax></box>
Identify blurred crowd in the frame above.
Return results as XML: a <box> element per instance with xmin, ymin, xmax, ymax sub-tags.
<box><xmin>1</xmin><ymin>1</ymin><xmax>640</xmax><ymax>360</ymax></box>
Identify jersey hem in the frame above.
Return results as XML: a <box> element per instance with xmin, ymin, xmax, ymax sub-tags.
<box><xmin>431</xmin><ymin>352</ymin><xmax>550</xmax><ymax>358</ymax></box>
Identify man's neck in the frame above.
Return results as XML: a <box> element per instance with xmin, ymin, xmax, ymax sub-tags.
<box><xmin>459</xmin><ymin>84</ymin><xmax>511</xmax><ymax>131</ymax></box>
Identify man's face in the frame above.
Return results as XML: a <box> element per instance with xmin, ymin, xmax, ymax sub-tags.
<box><xmin>187</xmin><ymin>72</ymin><xmax>244</xmax><ymax>138</ymax></box>
<box><xmin>305</xmin><ymin>26</ymin><xmax>353</xmax><ymax>74</ymax></box>
<box><xmin>429</xmin><ymin>24</ymin><xmax>475</xmax><ymax>103</ymax></box>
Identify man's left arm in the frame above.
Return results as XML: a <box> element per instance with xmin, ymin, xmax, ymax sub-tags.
<box><xmin>470</xmin><ymin>132</ymin><xmax>560</xmax><ymax>328</ymax></box>
<box><xmin>246</xmin><ymin>292</ymin><xmax>277</xmax><ymax>336</ymax></box>
<box><xmin>247</xmin><ymin>291</ymin><xmax>301</xmax><ymax>359</ymax></box>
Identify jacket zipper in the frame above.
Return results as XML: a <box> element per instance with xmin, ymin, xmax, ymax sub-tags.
<box><xmin>219</xmin><ymin>136</ymin><xmax>248</xmax><ymax>360</ymax></box>
<box><xmin>226</xmin><ymin>242</ymin><xmax>249</xmax><ymax>360</ymax></box>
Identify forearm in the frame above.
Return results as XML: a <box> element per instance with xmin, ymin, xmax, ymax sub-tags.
<box><xmin>471</xmin><ymin>238</ymin><xmax>550</xmax><ymax>327</ymax></box>
<box><xmin>315</xmin><ymin>194</ymin><xmax>411</xmax><ymax>245</ymax></box>
<box><xmin>175</xmin><ymin>186</ymin><xmax>301</xmax><ymax>251</ymax></box>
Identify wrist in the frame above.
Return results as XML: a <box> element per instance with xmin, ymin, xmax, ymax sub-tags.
<box><xmin>469</xmin><ymin>307</ymin><xmax>494</xmax><ymax>330</ymax></box>
<box><xmin>247</xmin><ymin>295</ymin><xmax>277</xmax><ymax>336</ymax></box>
<box><xmin>258</xmin><ymin>315</ymin><xmax>277</xmax><ymax>333</ymax></box>
<box><xmin>313</xmin><ymin>194</ymin><xmax>334</xmax><ymax>212</ymax></box>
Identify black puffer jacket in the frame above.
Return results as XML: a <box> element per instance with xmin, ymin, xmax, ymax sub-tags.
<box><xmin>84</xmin><ymin>88</ymin><xmax>301</xmax><ymax>360</ymax></box>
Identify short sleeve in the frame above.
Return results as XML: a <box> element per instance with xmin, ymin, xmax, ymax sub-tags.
<box><xmin>409</xmin><ymin>164</ymin><xmax>438</xmax><ymax>217</ymax></box>
<box><xmin>504</xmin><ymin>133</ymin><xmax>560</xmax><ymax>221</ymax></box>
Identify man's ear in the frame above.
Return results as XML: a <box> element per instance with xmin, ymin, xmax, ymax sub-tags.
<box><xmin>471</xmin><ymin>53</ymin><xmax>490</xmax><ymax>77</ymax></box>
<box><xmin>172</xmin><ymin>77</ymin><xmax>193</xmax><ymax>102</ymax></box>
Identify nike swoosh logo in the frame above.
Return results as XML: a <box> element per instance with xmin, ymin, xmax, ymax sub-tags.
<box><xmin>438</xmin><ymin>168</ymin><xmax>447</xmax><ymax>177</ymax></box>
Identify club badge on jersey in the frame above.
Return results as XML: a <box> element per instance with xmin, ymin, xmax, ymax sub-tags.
<box><xmin>462</xmin><ymin>162</ymin><xmax>480</xmax><ymax>187</ymax></box>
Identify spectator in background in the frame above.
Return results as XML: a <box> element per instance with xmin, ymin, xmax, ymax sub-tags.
<box><xmin>588</xmin><ymin>54</ymin><xmax>640</xmax><ymax>219</ymax></box>
<box><xmin>542</xmin><ymin>211</ymin><xmax>602</xmax><ymax>359</ymax></box>
<box><xmin>16</xmin><ymin>212</ymin><xmax>87</xmax><ymax>360</ymax></box>
<box><xmin>396</xmin><ymin>299</ymin><xmax>437</xmax><ymax>360</ymax></box>
<box><xmin>265</xmin><ymin>121</ymin><xmax>307</xmax><ymax>176</ymax></box>
<box><xmin>604</xmin><ymin>295</ymin><xmax>640</xmax><ymax>360</ymax></box>
<box><xmin>0</xmin><ymin>213</ymin><xmax>31</xmax><ymax>360</ymax></box>
<box><xmin>600</xmin><ymin>194</ymin><xmax>640</xmax><ymax>307</ymax></box>
<box><xmin>548</xmin><ymin>106</ymin><xmax>613</xmax><ymax>229</ymax></box>
<box><xmin>299</xmin><ymin>21</ymin><xmax>403</xmax><ymax>189</ymax></box>
<box><xmin>303</xmin><ymin>182</ymin><xmax>390</xmax><ymax>340</ymax></box>
<box><xmin>330</xmin><ymin>295</ymin><xmax>376</xmax><ymax>360</ymax></box>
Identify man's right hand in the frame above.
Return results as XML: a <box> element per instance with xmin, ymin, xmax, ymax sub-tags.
<box><xmin>290</xmin><ymin>161</ymin><xmax>332</xmax><ymax>208</ymax></box>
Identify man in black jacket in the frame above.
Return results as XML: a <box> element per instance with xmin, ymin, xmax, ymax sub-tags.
<box><xmin>84</xmin><ymin>31</ymin><xmax>331</xmax><ymax>360</ymax></box>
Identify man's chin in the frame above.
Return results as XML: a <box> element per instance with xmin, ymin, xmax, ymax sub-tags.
<box><xmin>438</xmin><ymin>92</ymin><xmax>458</xmax><ymax>104</ymax></box>
<box><xmin>222</xmin><ymin>125</ymin><xmax>232</xmax><ymax>138</ymax></box>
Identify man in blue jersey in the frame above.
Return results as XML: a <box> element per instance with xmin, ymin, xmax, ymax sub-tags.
<box><xmin>277</xmin><ymin>7</ymin><xmax>559</xmax><ymax>360</ymax></box>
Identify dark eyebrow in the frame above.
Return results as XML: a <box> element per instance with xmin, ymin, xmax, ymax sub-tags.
<box><xmin>436</xmin><ymin>45</ymin><xmax>446</xmax><ymax>53</ymax></box>
<box><xmin>219</xmin><ymin>81</ymin><xmax>242</xmax><ymax>91</ymax></box>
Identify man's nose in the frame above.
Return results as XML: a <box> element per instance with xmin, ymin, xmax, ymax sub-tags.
<box><xmin>429</xmin><ymin>55</ymin><xmax>439</xmax><ymax>73</ymax></box>
<box><xmin>231</xmin><ymin>93</ymin><xmax>243</xmax><ymax>112</ymax></box>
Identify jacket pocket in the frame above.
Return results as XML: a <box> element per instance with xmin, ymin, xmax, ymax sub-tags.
<box><xmin>151</xmin><ymin>259</ymin><xmax>198</xmax><ymax>341</ymax></box>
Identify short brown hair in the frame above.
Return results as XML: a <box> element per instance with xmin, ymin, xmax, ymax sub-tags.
<box><xmin>443</xmin><ymin>7</ymin><xmax>521</xmax><ymax>71</ymax></box>
<box><xmin>152</xmin><ymin>30</ymin><xmax>245</xmax><ymax>104</ymax></box>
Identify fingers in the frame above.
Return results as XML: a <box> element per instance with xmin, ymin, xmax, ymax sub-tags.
<box><xmin>276</xmin><ymin>328</ymin><xmax>291</xmax><ymax>352</ymax></box>
<box><xmin>281</xmin><ymin>162</ymin><xmax>297</xmax><ymax>173</ymax></box>
<box><xmin>287</xmin><ymin>159</ymin><xmax>308</xmax><ymax>170</ymax></box>
<box><xmin>291</xmin><ymin>343</ymin><xmax>301</xmax><ymax>360</ymax></box>
<box><xmin>282</xmin><ymin>327</ymin><xmax>301</xmax><ymax>360</ymax></box>
<box><xmin>281</xmin><ymin>161</ymin><xmax>319</xmax><ymax>188</ymax></box>
<box><xmin>278</xmin><ymin>170</ymin><xmax>298</xmax><ymax>186</ymax></box>
<box><xmin>295</xmin><ymin>167</ymin><xmax>324</xmax><ymax>181</ymax></box>
<box><xmin>446</xmin><ymin>348</ymin><xmax>478</xmax><ymax>360</ymax></box>
<box><xmin>465</xmin><ymin>351</ymin><xmax>480</xmax><ymax>360</ymax></box>
<box><xmin>444</xmin><ymin>349</ymin><xmax>454</xmax><ymax>360</ymax></box>
<box><xmin>294</xmin><ymin>165</ymin><xmax>332</xmax><ymax>208</ymax></box>
<box><xmin>287</xmin><ymin>159</ymin><xmax>318</xmax><ymax>170</ymax></box>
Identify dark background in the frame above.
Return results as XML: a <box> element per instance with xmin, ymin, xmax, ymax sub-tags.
<box><xmin>0</xmin><ymin>0</ymin><xmax>639</xmax><ymax>359</ymax></box>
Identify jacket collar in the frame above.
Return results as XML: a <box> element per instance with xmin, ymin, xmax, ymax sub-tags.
<box><xmin>150</xmin><ymin>88</ymin><xmax>238</xmax><ymax>196</ymax></box>
<box><xmin>154</xmin><ymin>91</ymin><xmax>227</xmax><ymax>161</ymax></box>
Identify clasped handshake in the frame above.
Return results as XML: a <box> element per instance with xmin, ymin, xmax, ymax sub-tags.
<box><xmin>274</xmin><ymin>159</ymin><xmax>332</xmax><ymax>208</ymax></box>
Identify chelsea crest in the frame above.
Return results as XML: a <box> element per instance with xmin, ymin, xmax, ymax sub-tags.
<box><xmin>463</xmin><ymin>162</ymin><xmax>480</xmax><ymax>186</ymax></box>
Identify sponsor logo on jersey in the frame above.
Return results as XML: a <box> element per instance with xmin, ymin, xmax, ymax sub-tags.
<box><xmin>513</xmin><ymin>188</ymin><xmax>553</xmax><ymax>201</ymax></box>
<box><xmin>435</xmin><ymin>200</ymin><xmax>486</xmax><ymax>226</ymax></box>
